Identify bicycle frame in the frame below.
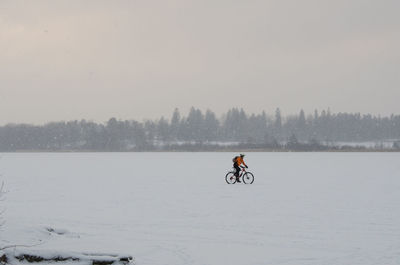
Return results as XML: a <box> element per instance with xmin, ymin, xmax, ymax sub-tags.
<box><xmin>238</xmin><ymin>166</ymin><xmax>247</xmax><ymax>177</ymax></box>
<box><xmin>239</xmin><ymin>167</ymin><xmax>246</xmax><ymax>178</ymax></box>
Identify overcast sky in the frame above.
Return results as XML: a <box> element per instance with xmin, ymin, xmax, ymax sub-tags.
<box><xmin>1</xmin><ymin>0</ymin><xmax>399</xmax><ymax>124</ymax></box>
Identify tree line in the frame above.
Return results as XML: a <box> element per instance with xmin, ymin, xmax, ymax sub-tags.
<box><xmin>0</xmin><ymin>107</ymin><xmax>399</xmax><ymax>151</ymax></box>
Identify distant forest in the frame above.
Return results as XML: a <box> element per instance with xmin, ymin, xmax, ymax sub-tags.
<box><xmin>1</xmin><ymin>107</ymin><xmax>400</xmax><ymax>151</ymax></box>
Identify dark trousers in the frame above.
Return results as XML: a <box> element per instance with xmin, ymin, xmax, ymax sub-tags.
<box><xmin>233</xmin><ymin>163</ymin><xmax>240</xmax><ymax>177</ymax></box>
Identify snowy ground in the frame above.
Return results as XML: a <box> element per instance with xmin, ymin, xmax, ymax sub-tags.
<box><xmin>1</xmin><ymin>152</ymin><xmax>400</xmax><ymax>265</ymax></box>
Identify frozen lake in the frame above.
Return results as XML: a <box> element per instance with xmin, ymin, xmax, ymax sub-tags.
<box><xmin>1</xmin><ymin>152</ymin><xmax>400</xmax><ymax>265</ymax></box>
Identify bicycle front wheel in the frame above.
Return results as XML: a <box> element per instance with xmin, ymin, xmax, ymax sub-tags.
<box><xmin>225</xmin><ymin>172</ymin><xmax>237</xmax><ymax>184</ymax></box>
<box><xmin>243</xmin><ymin>172</ymin><xmax>254</xmax><ymax>184</ymax></box>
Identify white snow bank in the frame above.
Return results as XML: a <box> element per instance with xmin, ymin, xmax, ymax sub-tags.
<box><xmin>0</xmin><ymin>247</ymin><xmax>133</xmax><ymax>265</ymax></box>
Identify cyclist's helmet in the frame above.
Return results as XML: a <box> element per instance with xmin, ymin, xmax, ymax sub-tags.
<box><xmin>240</xmin><ymin>153</ymin><xmax>245</xmax><ymax>157</ymax></box>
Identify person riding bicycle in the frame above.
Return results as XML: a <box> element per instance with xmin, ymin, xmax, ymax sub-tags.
<box><xmin>233</xmin><ymin>154</ymin><xmax>248</xmax><ymax>183</ymax></box>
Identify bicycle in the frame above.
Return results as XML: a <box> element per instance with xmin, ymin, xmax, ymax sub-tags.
<box><xmin>225</xmin><ymin>166</ymin><xmax>254</xmax><ymax>184</ymax></box>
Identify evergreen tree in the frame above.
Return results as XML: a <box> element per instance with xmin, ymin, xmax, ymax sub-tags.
<box><xmin>203</xmin><ymin>110</ymin><xmax>219</xmax><ymax>141</ymax></box>
<box><xmin>274</xmin><ymin>108</ymin><xmax>282</xmax><ymax>140</ymax></box>
<box><xmin>186</xmin><ymin>107</ymin><xmax>204</xmax><ymax>142</ymax></box>
<box><xmin>170</xmin><ymin>108</ymin><xmax>181</xmax><ymax>141</ymax></box>
<box><xmin>297</xmin><ymin>109</ymin><xmax>307</xmax><ymax>140</ymax></box>
<box><xmin>157</xmin><ymin>117</ymin><xmax>170</xmax><ymax>142</ymax></box>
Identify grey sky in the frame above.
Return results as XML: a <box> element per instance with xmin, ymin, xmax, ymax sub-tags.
<box><xmin>1</xmin><ymin>0</ymin><xmax>399</xmax><ymax>124</ymax></box>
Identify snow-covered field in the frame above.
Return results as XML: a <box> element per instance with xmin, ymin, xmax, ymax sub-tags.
<box><xmin>1</xmin><ymin>152</ymin><xmax>400</xmax><ymax>265</ymax></box>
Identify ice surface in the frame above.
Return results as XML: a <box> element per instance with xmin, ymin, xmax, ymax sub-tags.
<box><xmin>1</xmin><ymin>152</ymin><xmax>400</xmax><ymax>265</ymax></box>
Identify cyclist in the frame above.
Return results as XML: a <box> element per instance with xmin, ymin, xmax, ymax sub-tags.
<box><xmin>233</xmin><ymin>154</ymin><xmax>248</xmax><ymax>183</ymax></box>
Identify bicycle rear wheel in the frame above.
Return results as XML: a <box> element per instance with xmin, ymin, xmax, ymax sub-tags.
<box><xmin>243</xmin><ymin>172</ymin><xmax>254</xmax><ymax>184</ymax></box>
<box><xmin>225</xmin><ymin>172</ymin><xmax>237</xmax><ymax>184</ymax></box>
